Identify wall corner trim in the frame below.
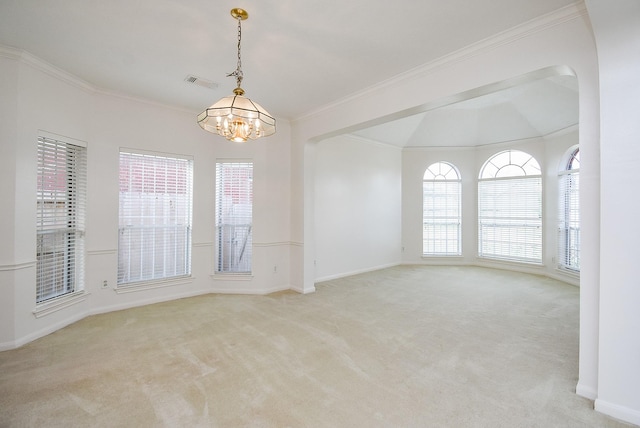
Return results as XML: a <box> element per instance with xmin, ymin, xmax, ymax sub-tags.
<box><xmin>290</xmin><ymin>284</ymin><xmax>316</xmax><ymax>294</ymax></box>
<box><xmin>576</xmin><ymin>382</ymin><xmax>598</xmax><ymax>400</ymax></box>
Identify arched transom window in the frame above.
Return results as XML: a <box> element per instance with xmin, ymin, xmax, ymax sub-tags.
<box><xmin>423</xmin><ymin>162</ymin><xmax>462</xmax><ymax>256</ymax></box>
<box><xmin>478</xmin><ymin>150</ymin><xmax>542</xmax><ymax>264</ymax></box>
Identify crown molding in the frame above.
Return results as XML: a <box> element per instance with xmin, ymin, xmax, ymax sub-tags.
<box><xmin>0</xmin><ymin>45</ymin><xmax>96</xmax><ymax>93</ymax></box>
<box><xmin>337</xmin><ymin>133</ymin><xmax>404</xmax><ymax>151</ymax></box>
<box><xmin>293</xmin><ymin>1</ymin><xmax>588</xmax><ymax>123</ymax></box>
<box><xmin>92</xmin><ymin>86</ymin><xmax>196</xmax><ymax>115</ymax></box>
<box><xmin>0</xmin><ymin>44</ymin><xmax>195</xmax><ymax>115</ymax></box>
<box><xmin>401</xmin><ymin>123</ymin><xmax>579</xmax><ymax>151</ymax></box>
<box><xmin>0</xmin><ymin>45</ymin><xmax>21</xmax><ymax>60</ymax></box>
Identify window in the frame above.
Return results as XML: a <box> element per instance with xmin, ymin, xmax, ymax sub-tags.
<box><xmin>423</xmin><ymin>162</ymin><xmax>462</xmax><ymax>256</ymax></box>
<box><xmin>36</xmin><ymin>136</ymin><xmax>87</xmax><ymax>303</ymax></box>
<box><xmin>216</xmin><ymin>162</ymin><xmax>253</xmax><ymax>273</ymax></box>
<box><xmin>118</xmin><ymin>151</ymin><xmax>193</xmax><ymax>285</ymax></box>
<box><xmin>558</xmin><ymin>147</ymin><xmax>580</xmax><ymax>271</ymax></box>
<box><xmin>478</xmin><ymin>150</ymin><xmax>542</xmax><ymax>264</ymax></box>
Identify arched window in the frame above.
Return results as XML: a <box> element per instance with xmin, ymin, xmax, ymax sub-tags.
<box><xmin>478</xmin><ymin>150</ymin><xmax>542</xmax><ymax>263</ymax></box>
<box><xmin>423</xmin><ymin>162</ymin><xmax>462</xmax><ymax>256</ymax></box>
<box><xmin>558</xmin><ymin>147</ymin><xmax>580</xmax><ymax>272</ymax></box>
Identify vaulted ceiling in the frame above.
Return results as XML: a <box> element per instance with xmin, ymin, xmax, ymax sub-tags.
<box><xmin>0</xmin><ymin>0</ymin><xmax>579</xmax><ymax>145</ymax></box>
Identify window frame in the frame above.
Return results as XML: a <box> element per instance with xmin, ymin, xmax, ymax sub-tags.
<box><xmin>558</xmin><ymin>147</ymin><xmax>580</xmax><ymax>273</ymax></box>
<box><xmin>478</xmin><ymin>150</ymin><xmax>543</xmax><ymax>264</ymax></box>
<box><xmin>422</xmin><ymin>161</ymin><xmax>462</xmax><ymax>256</ymax></box>
<box><xmin>215</xmin><ymin>161</ymin><xmax>254</xmax><ymax>274</ymax></box>
<box><xmin>117</xmin><ymin>149</ymin><xmax>194</xmax><ymax>287</ymax></box>
<box><xmin>36</xmin><ymin>134</ymin><xmax>87</xmax><ymax>305</ymax></box>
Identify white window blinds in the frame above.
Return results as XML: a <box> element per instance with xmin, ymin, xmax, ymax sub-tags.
<box><xmin>36</xmin><ymin>136</ymin><xmax>87</xmax><ymax>303</ymax></box>
<box><xmin>558</xmin><ymin>172</ymin><xmax>579</xmax><ymax>270</ymax></box>
<box><xmin>423</xmin><ymin>162</ymin><xmax>462</xmax><ymax>256</ymax></box>
<box><xmin>478</xmin><ymin>150</ymin><xmax>542</xmax><ymax>264</ymax></box>
<box><xmin>558</xmin><ymin>148</ymin><xmax>580</xmax><ymax>271</ymax></box>
<box><xmin>118</xmin><ymin>151</ymin><xmax>193</xmax><ymax>285</ymax></box>
<box><xmin>216</xmin><ymin>162</ymin><xmax>253</xmax><ymax>273</ymax></box>
<box><xmin>478</xmin><ymin>177</ymin><xmax>542</xmax><ymax>263</ymax></box>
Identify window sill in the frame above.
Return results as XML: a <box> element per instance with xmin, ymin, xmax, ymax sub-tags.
<box><xmin>476</xmin><ymin>256</ymin><xmax>544</xmax><ymax>267</ymax></box>
<box><xmin>33</xmin><ymin>290</ymin><xmax>89</xmax><ymax>318</ymax></box>
<box><xmin>115</xmin><ymin>276</ymin><xmax>194</xmax><ymax>294</ymax></box>
<box><xmin>421</xmin><ymin>255</ymin><xmax>464</xmax><ymax>259</ymax></box>
<box><xmin>211</xmin><ymin>273</ymin><xmax>254</xmax><ymax>281</ymax></box>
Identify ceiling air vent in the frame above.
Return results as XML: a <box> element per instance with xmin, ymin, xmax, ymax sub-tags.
<box><xmin>184</xmin><ymin>75</ymin><xmax>218</xmax><ymax>90</ymax></box>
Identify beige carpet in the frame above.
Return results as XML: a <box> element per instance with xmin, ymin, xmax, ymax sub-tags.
<box><xmin>0</xmin><ymin>266</ymin><xmax>630</xmax><ymax>427</ymax></box>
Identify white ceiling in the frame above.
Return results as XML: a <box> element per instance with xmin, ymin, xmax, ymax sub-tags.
<box><xmin>0</xmin><ymin>0</ymin><xmax>578</xmax><ymax>125</ymax></box>
<box><xmin>350</xmin><ymin>74</ymin><xmax>578</xmax><ymax>147</ymax></box>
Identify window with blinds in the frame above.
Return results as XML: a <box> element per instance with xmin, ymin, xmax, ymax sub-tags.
<box><xmin>478</xmin><ymin>150</ymin><xmax>542</xmax><ymax>264</ymax></box>
<box><xmin>423</xmin><ymin>162</ymin><xmax>462</xmax><ymax>256</ymax></box>
<box><xmin>558</xmin><ymin>147</ymin><xmax>580</xmax><ymax>272</ymax></box>
<box><xmin>36</xmin><ymin>136</ymin><xmax>87</xmax><ymax>303</ymax></box>
<box><xmin>118</xmin><ymin>151</ymin><xmax>193</xmax><ymax>285</ymax></box>
<box><xmin>216</xmin><ymin>162</ymin><xmax>253</xmax><ymax>273</ymax></box>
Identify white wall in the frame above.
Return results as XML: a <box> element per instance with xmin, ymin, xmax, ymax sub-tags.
<box><xmin>5</xmin><ymin>1</ymin><xmax>640</xmax><ymax>424</ymax></box>
<box><xmin>0</xmin><ymin>49</ymin><xmax>293</xmax><ymax>350</ymax></box>
<box><xmin>400</xmin><ymin>129</ymin><xmax>579</xmax><ymax>285</ymax></box>
<box><xmin>586</xmin><ymin>0</ymin><xmax>640</xmax><ymax>425</ymax></box>
<box><xmin>402</xmin><ymin>147</ymin><xmax>477</xmax><ymax>265</ymax></box>
<box><xmin>0</xmin><ymin>55</ymin><xmax>19</xmax><ymax>344</ymax></box>
<box><xmin>292</xmin><ymin>1</ymin><xmax>602</xmax><ymax>418</ymax></box>
<box><xmin>543</xmin><ymin>130</ymin><xmax>580</xmax><ymax>281</ymax></box>
<box><xmin>314</xmin><ymin>135</ymin><xmax>402</xmax><ymax>281</ymax></box>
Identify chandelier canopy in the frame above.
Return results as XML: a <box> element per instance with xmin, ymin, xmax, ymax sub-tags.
<box><xmin>197</xmin><ymin>8</ymin><xmax>276</xmax><ymax>142</ymax></box>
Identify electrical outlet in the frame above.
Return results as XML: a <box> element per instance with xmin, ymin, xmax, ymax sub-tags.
<box><xmin>273</xmin><ymin>265</ymin><xmax>277</xmax><ymax>273</ymax></box>
<box><xmin>102</xmin><ymin>280</ymin><xmax>108</xmax><ymax>289</ymax></box>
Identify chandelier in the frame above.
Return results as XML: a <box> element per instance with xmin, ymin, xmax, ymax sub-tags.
<box><xmin>197</xmin><ymin>8</ymin><xmax>276</xmax><ymax>142</ymax></box>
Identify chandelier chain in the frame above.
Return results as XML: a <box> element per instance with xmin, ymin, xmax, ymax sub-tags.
<box><xmin>228</xmin><ymin>16</ymin><xmax>243</xmax><ymax>89</ymax></box>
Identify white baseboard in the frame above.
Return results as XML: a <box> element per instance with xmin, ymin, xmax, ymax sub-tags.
<box><xmin>0</xmin><ymin>289</ymin><xmax>211</xmax><ymax>351</ymax></box>
<box><xmin>1</xmin><ymin>283</ymin><xmax>309</xmax><ymax>351</ymax></box>
<box><xmin>576</xmin><ymin>382</ymin><xmax>598</xmax><ymax>400</ymax></box>
<box><xmin>210</xmin><ymin>284</ymin><xmax>291</xmax><ymax>295</ymax></box>
<box><xmin>315</xmin><ymin>262</ymin><xmax>401</xmax><ymax>283</ymax></box>
<box><xmin>0</xmin><ymin>341</ymin><xmax>15</xmax><ymax>352</ymax></box>
<box><xmin>595</xmin><ymin>398</ymin><xmax>640</xmax><ymax>426</ymax></box>
<box><xmin>89</xmin><ymin>288</ymin><xmax>212</xmax><ymax>317</ymax></box>
<box><xmin>0</xmin><ymin>310</ymin><xmax>89</xmax><ymax>351</ymax></box>
<box><xmin>290</xmin><ymin>283</ymin><xmax>316</xmax><ymax>294</ymax></box>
